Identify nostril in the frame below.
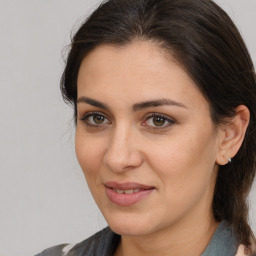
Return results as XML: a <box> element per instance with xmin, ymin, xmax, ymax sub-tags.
<box><xmin>103</xmin><ymin>147</ymin><xmax>143</xmax><ymax>173</ymax></box>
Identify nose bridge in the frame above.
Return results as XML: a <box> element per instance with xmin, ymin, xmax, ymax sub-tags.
<box><xmin>109</xmin><ymin>123</ymin><xmax>129</xmax><ymax>153</ymax></box>
<box><xmin>103</xmin><ymin>122</ymin><xmax>142</xmax><ymax>172</ymax></box>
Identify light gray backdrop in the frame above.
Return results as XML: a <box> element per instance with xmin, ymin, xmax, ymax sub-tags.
<box><xmin>0</xmin><ymin>1</ymin><xmax>255</xmax><ymax>255</ymax></box>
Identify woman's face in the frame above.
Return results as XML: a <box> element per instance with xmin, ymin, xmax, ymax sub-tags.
<box><xmin>76</xmin><ymin>41</ymin><xmax>221</xmax><ymax>236</ymax></box>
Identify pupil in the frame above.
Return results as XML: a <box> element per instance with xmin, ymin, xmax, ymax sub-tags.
<box><xmin>93</xmin><ymin>115</ymin><xmax>104</xmax><ymax>124</ymax></box>
<box><xmin>153</xmin><ymin>117</ymin><xmax>165</xmax><ymax>126</ymax></box>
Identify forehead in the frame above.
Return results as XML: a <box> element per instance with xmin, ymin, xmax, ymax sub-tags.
<box><xmin>78</xmin><ymin>41</ymin><xmax>181</xmax><ymax>78</ymax></box>
<box><xmin>77</xmin><ymin>41</ymin><xmax>209</xmax><ymax>111</ymax></box>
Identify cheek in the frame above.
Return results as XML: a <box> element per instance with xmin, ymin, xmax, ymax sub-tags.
<box><xmin>148</xmin><ymin>127</ymin><xmax>217</xmax><ymax>197</ymax></box>
<box><xmin>75</xmin><ymin>131</ymin><xmax>106</xmax><ymax>179</ymax></box>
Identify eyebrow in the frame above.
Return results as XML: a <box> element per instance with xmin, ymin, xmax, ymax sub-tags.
<box><xmin>77</xmin><ymin>96</ymin><xmax>109</xmax><ymax>110</ymax></box>
<box><xmin>77</xmin><ymin>96</ymin><xmax>187</xmax><ymax>111</ymax></box>
<box><xmin>133</xmin><ymin>98</ymin><xmax>188</xmax><ymax>111</ymax></box>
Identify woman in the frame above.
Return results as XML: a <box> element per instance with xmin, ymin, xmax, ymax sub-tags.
<box><xmin>36</xmin><ymin>0</ymin><xmax>256</xmax><ymax>255</ymax></box>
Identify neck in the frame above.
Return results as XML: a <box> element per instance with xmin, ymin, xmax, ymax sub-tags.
<box><xmin>114</xmin><ymin>211</ymin><xmax>219</xmax><ymax>256</ymax></box>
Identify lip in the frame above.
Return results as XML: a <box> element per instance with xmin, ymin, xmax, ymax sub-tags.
<box><xmin>104</xmin><ymin>181</ymin><xmax>155</xmax><ymax>206</ymax></box>
<box><xmin>105</xmin><ymin>181</ymin><xmax>154</xmax><ymax>190</ymax></box>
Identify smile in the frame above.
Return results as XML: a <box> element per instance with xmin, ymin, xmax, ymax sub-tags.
<box><xmin>114</xmin><ymin>188</ymin><xmax>141</xmax><ymax>194</ymax></box>
<box><xmin>104</xmin><ymin>182</ymin><xmax>155</xmax><ymax>206</ymax></box>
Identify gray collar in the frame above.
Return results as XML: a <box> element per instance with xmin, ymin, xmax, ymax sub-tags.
<box><xmin>201</xmin><ymin>221</ymin><xmax>238</xmax><ymax>256</ymax></box>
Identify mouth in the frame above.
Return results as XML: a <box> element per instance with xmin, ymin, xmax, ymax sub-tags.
<box><xmin>105</xmin><ymin>181</ymin><xmax>154</xmax><ymax>193</ymax></box>
<box><xmin>104</xmin><ymin>182</ymin><xmax>155</xmax><ymax>206</ymax></box>
<box><xmin>112</xmin><ymin>188</ymin><xmax>143</xmax><ymax>194</ymax></box>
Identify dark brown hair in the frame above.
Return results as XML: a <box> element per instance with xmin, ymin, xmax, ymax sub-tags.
<box><xmin>61</xmin><ymin>0</ymin><xmax>256</xmax><ymax>247</ymax></box>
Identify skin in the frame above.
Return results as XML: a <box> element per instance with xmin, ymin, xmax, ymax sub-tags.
<box><xmin>75</xmin><ymin>41</ymin><xmax>249</xmax><ymax>256</ymax></box>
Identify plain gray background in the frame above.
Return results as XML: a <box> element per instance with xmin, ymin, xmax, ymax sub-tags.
<box><xmin>0</xmin><ymin>1</ymin><xmax>255</xmax><ymax>255</ymax></box>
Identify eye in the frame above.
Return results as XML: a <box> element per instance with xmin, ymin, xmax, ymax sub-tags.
<box><xmin>143</xmin><ymin>113</ymin><xmax>175</xmax><ymax>129</ymax></box>
<box><xmin>80</xmin><ymin>112</ymin><xmax>111</xmax><ymax>126</ymax></box>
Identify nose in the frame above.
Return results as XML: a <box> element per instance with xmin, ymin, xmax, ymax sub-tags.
<box><xmin>103</xmin><ymin>125</ymin><xmax>143</xmax><ymax>173</ymax></box>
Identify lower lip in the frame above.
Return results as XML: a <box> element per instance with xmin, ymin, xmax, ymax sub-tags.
<box><xmin>105</xmin><ymin>187</ymin><xmax>154</xmax><ymax>206</ymax></box>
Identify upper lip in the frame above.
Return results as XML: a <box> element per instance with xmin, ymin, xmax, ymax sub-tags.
<box><xmin>104</xmin><ymin>181</ymin><xmax>155</xmax><ymax>190</ymax></box>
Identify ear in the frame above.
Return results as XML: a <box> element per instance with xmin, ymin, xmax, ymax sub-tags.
<box><xmin>216</xmin><ymin>105</ymin><xmax>250</xmax><ymax>165</ymax></box>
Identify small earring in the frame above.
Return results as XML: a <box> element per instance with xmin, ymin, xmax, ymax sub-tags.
<box><xmin>228</xmin><ymin>158</ymin><xmax>232</xmax><ymax>163</ymax></box>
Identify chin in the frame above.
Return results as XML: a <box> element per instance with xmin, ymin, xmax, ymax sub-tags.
<box><xmin>109</xmin><ymin>222</ymin><xmax>151</xmax><ymax>237</ymax></box>
<box><xmin>103</xmin><ymin>211</ymin><xmax>158</xmax><ymax>236</ymax></box>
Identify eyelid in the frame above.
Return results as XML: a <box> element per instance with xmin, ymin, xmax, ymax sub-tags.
<box><xmin>142</xmin><ymin>113</ymin><xmax>176</xmax><ymax>129</ymax></box>
<box><xmin>79</xmin><ymin>111</ymin><xmax>111</xmax><ymax>126</ymax></box>
<box><xmin>78</xmin><ymin>111</ymin><xmax>175</xmax><ymax>130</ymax></box>
<box><xmin>79</xmin><ymin>111</ymin><xmax>104</xmax><ymax>120</ymax></box>
<box><xmin>144</xmin><ymin>113</ymin><xmax>176</xmax><ymax>122</ymax></box>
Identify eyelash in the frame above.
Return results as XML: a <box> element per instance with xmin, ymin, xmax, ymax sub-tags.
<box><xmin>79</xmin><ymin>111</ymin><xmax>111</xmax><ymax>128</ymax></box>
<box><xmin>79</xmin><ymin>112</ymin><xmax>176</xmax><ymax>130</ymax></box>
<box><xmin>143</xmin><ymin>113</ymin><xmax>176</xmax><ymax>130</ymax></box>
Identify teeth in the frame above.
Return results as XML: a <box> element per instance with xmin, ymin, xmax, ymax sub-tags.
<box><xmin>114</xmin><ymin>189</ymin><xmax>141</xmax><ymax>194</ymax></box>
<box><xmin>125</xmin><ymin>189</ymin><xmax>133</xmax><ymax>194</ymax></box>
<box><xmin>116</xmin><ymin>189</ymin><xmax>124</xmax><ymax>194</ymax></box>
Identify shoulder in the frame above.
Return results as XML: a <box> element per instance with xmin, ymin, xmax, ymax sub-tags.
<box><xmin>34</xmin><ymin>243</ymin><xmax>70</xmax><ymax>256</ymax></box>
<box><xmin>236</xmin><ymin>242</ymin><xmax>256</xmax><ymax>256</ymax></box>
<box><xmin>35</xmin><ymin>227</ymin><xmax>120</xmax><ymax>256</ymax></box>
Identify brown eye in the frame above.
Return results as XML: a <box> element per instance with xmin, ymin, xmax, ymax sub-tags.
<box><xmin>93</xmin><ymin>114</ymin><xmax>105</xmax><ymax>124</ymax></box>
<box><xmin>152</xmin><ymin>117</ymin><xmax>166</xmax><ymax>126</ymax></box>
<box><xmin>80</xmin><ymin>112</ymin><xmax>110</xmax><ymax>126</ymax></box>
<box><xmin>143</xmin><ymin>114</ymin><xmax>175</xmax><ymax>129</ymax></box>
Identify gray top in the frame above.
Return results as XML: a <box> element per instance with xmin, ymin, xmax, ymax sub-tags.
<box><xmin>35</xmin><ymin>221</ymin><xmax>239</xmax><ymax>256</ymax></box>
<box><xmin>201</xmin><ymin>221</ymin><xmax>238</xmax><ymax>256</ymax></box>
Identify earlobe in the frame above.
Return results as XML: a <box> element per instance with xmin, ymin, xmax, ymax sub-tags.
<box><xmin>216</xmin><ymin>105</ymin><xmax>250</xmax><ymax>165</ymax></box>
